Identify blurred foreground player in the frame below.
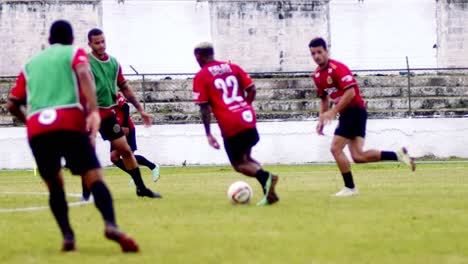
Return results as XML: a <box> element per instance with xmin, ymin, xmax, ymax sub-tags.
<box><xmin>7</xmin><ymin>20</ymin><xmax>138</xmax><ymax>252</ymax></box>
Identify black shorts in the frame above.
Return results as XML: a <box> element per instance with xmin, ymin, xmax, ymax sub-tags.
<box><xmin>224</xmin><ymin>128</ymin><xmax>259</xmax><ymax>165</ymax></box>
<box><xmin>334</xmin><ymin>107</ymin><xmax>368</xmax><ymax>139</ymax></box>
<box><xmin>29</xmin><ymin>131</ymin><xmax>101</xmax><ymax>179</ymax></box>
<box><xmin>99</xmin><ymin>115</ymin><xmax>124</xmax><ymax>141</ymax></box>
<box><xmin>111</xmin><ymin>129</ymin><xmax>137</xmax><ymax>152</ymax></box>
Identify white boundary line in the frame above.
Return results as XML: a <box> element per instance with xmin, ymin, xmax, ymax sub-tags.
<box><xmin>0</xmin><ymin>191</ymin><xmax>92</xmax><ymax>213</ymax></box>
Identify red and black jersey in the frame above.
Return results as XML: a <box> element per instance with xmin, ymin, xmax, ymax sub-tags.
<box><xmin>193</xmin><ymin>61</ymin><xmax>256</xmax><ymax>139</ymax></box>
<box><xmin>312</xmin><ymin>59</ymin><xmax>366</xmax><ymax>112</ymax></box>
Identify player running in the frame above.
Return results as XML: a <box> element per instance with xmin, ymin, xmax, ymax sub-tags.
<box><xmin>192</xmin><ymin>42</ymin><xmax>279</xmax><ymax>206</ymax></box>
<box><xmin>309</xmin><ymin>37</ymin><xmax>416</xmax><ymax>197</ymax></box>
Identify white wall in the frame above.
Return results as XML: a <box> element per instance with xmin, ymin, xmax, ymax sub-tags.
<box><xmin>0</xmin><ymin>0</ymin><xmax>102</xmax><ymax>76</ymax></box>
<box><xmin>209</xmin><ymin>0</ymin><xmax>330</xmax><ymax>72</ymax></box>
<box><xmin>1</xmin><ymin>118</ymin><xmax>467</xmax><ymax>169</ymax></box>
<box><xmin>436</xmin><ymin>0</ymin><xmax>468</xmax><ymax>68</ymax></box>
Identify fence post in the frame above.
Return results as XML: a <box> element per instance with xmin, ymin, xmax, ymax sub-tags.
<box><xmin>142</xmin><ymin>74</ymin><xmax>146</xmax><ymax>110</ymax></box>
<box><xmin>406</xmin><ymin>56</ymin><xmax>412</xmax><ymax>117</ymax></box>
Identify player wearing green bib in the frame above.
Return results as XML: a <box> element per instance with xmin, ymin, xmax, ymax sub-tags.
<box><xmin>7</xmin><ymin>20</ymin><xmax>138</xmax><ymax>253</ymax></box>
<box><xmin>87</xmin><ymin>28</ymin><xmax>161</xmax><ymax>199</ymax></box>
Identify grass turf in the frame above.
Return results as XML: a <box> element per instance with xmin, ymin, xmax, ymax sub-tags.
<box><xmin>0</xmin><ymin>162</ymin><xmax>467</xmax><ymax>264</ymax></box>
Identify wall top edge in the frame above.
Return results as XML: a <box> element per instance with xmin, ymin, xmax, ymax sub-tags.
<box><xmin>207</xmin><ymin>0</ymin><xmax>329</xmax><ymax>2</ymax></box>
<box><xmin>0</xmin><ymin>0</ymin><xmax>100</xmax><ymax>4</ymax></box>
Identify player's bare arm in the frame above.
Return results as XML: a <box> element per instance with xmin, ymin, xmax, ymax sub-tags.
<box><xmin>119</xmin><ymin>81</ymin><xmax>153</xmax><ymax>126</ymax></box>
<box><xmin>6</xmin><ymin>97</ymin><xmax>26</xmax><ymax>123</ymax></box>
<box><xmin>199</xmin><ymin>103</ymin><xmax>220</xmax><ymax>149</ymax></box>
<box><xmin>320</xmin><ymin>86</ymin><xmax>356</xmax><ymax>124</ymax></box>
<box><xmin>316</xmin><ymin>95</ymin><xmax>329</xmax><ymax>135</ymax></box>
<box><xmin>244</xmin><ymin>84</ymin><xmax>256</xmax><ymax>104</ymax></box>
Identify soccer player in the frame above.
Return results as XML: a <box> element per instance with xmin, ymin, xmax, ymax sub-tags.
<box><xmin>6</xmin><ymin>20</ymin><xmax>139</xmax><ymax>252</ymax></box>
<box><xmin>87</xmin><ymin>28</ymin><xmax>161</xmax><ymax>198</ymax></box>
<box><xmin>309</xmin><ymin>37</ymin><xmax>416</xmax><ymax>197</ymax></box>
<box><xmin>192</xmin><ymin>42</ymin><xmax>279</xmax><ymax>206</ymax></box>
<box><xmin>112</xmin><ymin>92</ymin><xmax>160</xmax><ymax>182</ymax></box>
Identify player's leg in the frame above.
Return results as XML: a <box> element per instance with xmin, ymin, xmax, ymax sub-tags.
<box><xmin>110</xmin><ymin>148</ymin><xmax>127</xmax><ymax>171</ymax></box>
<box><xmin>348</xmin><ymin>137</ymin><xmax>414</xmax><ymax>169</ymax></box>
<box><xmin>225</xmin><ymin>129</ymin><xmax>279</xmax><ymax>205</ymax></box>
<box><xmin>330</xmin><ymin>135</ymin><xmax>358</xmax><ymax>196</ymax></box>
<box><xmin>135</xmin><ymin>154</ymin><xmax>160</xmax><ymax>182</ymax></box>
<box><xmin>80</xmin><ymin>176</ymin><xmax>92</xmax><ymax>202</ymax></box>
<box><xmin>346</xmin><ymin>106</ymin><xmax>415</xmax><ymax>171</ymax></box>
<box><xmin>30</xmin><ymin>132</ymin><xmax>75</xmax><ymax>251</ymax></box>
<box><xmin>128</xmin><ymin>129</ymin><xmax>160</xmax><ymax>182</ymax></box>
<box><xmin>100</xmin><ymin>115</ymin><xmax>160</xmax><ymax>198</ymax></box>
<box><xmin>347</xmin><ymin>137</ymin><xmax>382</xmax><ymax>163</ymax></box>
<box><xmin>111</xmin><ymin>136</ymin><xmax>160</xmax><ymax>198</ymax></box>
<box><xmin>65</xmin><ymin>131</ymin><xmax>139</xmax><ymax>252</ymax></box>
<box><xmin>82</xmin><ymin>168</ymin><xmax>139</xmax><ymax>252</ymax></box>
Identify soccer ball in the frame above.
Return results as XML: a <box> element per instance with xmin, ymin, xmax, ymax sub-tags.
<box><xmin>227</xmin><ymin>181</ymin><xmax>253</xmax><ymax>204</ymax></box>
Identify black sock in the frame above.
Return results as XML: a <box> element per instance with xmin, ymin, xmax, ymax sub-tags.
<box><xmin>128</xmin><ymin>168</ymin><xmax>146</xmax><ymax>190</ymax></box>
<box><xmin>82</xmin><ymin>180</ymin><xmax>91</xmax><ymax>199</ymax></box>
<box><xmin>381</xmin><ymin>151</ymin><xmax>398</xmax><ymax>161</ymax></box>
<box><xmin>135</xmin><ymin>155</ymin><xmax>156</xmax><ymax>170</ymax></box>
<box><xmin>342</xmin><ymin>171</ymin><xmax>355</xmax><ymax>189</ymax></box>
<box><xmin>114</xmin><ymin>158</ymin><xmax>128</xmax><ymax>172</ymax></box>
<box><xmin>49</xmin><ymin>185</ymin><xmax>74</xmax><ymax>240</ymax></box>
<box><xmin>90</xmin><ymin>181</ymin><xmax>116</xmax><ymax>226</ymax></box>
<box><xmin>255</xmin><ymin>169</ymin><xmax>270</xmax><ymax>193</ymax></box>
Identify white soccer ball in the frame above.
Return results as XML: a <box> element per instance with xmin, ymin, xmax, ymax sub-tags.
<box><xmin>227</xmin><ymin>181</ymin><xmax>253</xmax><ymax>204</ymax></box>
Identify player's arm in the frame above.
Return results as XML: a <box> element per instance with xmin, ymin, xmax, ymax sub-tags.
<box><xmin>118</xmin><ymin>76</ymin><xmax>152</xmax><ymax>126</ymax></box>
<box><xmin>244</xmin><ymin>84</ymin><xmax>256</xmax><ymax>104</ymax></box>
<box><xmin>236</xmin><ymin>65</ymin><xmax>255</xmax><ymax>104</ymax></box>
<box><xmin>199</xmin><ymin>103</ymin><xmax>220</xmax><ymax>149</ymax></box>
<box><xmin>329</xmin><ymin>86</ymin><xmax>355</xmax><ymax>115</ymax></box>
<box><xmin>316</xmin><ymin>95</ymin><xmax>329</xmax><ymax>136</ymax></box>
<box><xmin>6</xmin><ymin>72</ymin><xmax>27</xmax><ymax>123</ymax></box>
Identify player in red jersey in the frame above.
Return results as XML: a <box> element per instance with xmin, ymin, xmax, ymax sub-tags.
<box><xmin>7</xmin><ymin>20</ymin><xmax>138</xmax><ymax>252</ymax></box>
<box><xmin>192</xmin><ymin>42</ymin><xmax>278</xmax><ymax>206</ymax></box>
<box><xmin>111</xmin><ymin>92</ymin><xmax>160</xmax><ymax>182</ymax></box>
<box><xmin>309</xmin><ymin>37</ymin><xmax>416</xmax><ymax>197</ymax></box>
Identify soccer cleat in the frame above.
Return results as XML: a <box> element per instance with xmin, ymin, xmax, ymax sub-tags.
<box><xmin>105</xmin><ymin>225</ymin><xmax>139</xmax><ymax>253</ymax></box>
<box><xmin>152</xmin><ymin>164</ymin><xmax>160</xmax><ymax>182</ymax></box>
<box><xmin>80</xmin><ymin>194</ymin><xmax>93</xmax><ymax>203</ymax></box>
<box><xmin>396</xmin><ymin>147</ymin><xmax>416</xmax><ymax>171</ymax></box>
<box><xmin>61</xmin><ymin>238</ymin><xmax>76</xmax><ymax>252</ymax></box>
<box><xmin>334</xmin><ymin>187</ymin><xmax>359</xmax><ymax>197</ymax></box>
<box><xmin>136</xmin><ymin>188</ymin><xmax>162</xmax><ymax>198</ymax></box>
<box><xmin>256</xmin><ymin>174</ymin><xmax>279</xmax><ymax>206</ymax></box>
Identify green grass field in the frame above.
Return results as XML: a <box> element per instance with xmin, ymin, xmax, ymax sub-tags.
<box><xmin>1</xmin><ymin>163</ymin><xmax>467</xmax><ymax>264</ymax></box>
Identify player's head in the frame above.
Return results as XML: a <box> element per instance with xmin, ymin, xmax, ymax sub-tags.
<box><xmin>308</xmin><ymin>37</ymin><xmax>329</xmax><ymax>68</ymax></box>
<box><xmin>48</xmin><ymin>20</ymin><xmax>74</xmax><ymax>45</ymax></box>
<box><xmin>88</xmin><ymin>28</ymin><xmax>106</xmax><ymax>56</ymax></box>
<box><xmin>194</xmin><ymin>42</ymin><xmax>214</xmax><ymax>67</ymax></box>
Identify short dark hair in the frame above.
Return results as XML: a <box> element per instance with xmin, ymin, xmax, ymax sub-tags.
<box><xmin>88</xmin><ymin>28</ymin><xmax>103</xmax><ymax>41</ymax></box>
<box><xmin>194</xmin><ymin>42</ymin><xmax>214</xmax><ymax>57</ymax></box>
<box><xmin>308</xmin><ymin>37</ymin><xmax>327</xmax><ymax>50</ymax></box>
<box><xmin>49</xmin><ymin>20</ymin><xmax>74</xmax><ymax>45</ymax></box>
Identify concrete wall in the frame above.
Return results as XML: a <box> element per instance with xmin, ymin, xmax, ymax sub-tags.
<box><xmin>208</xmin><ymin>0</ymin><xmax>330</xmax><ymax>72</ymax></box>
<box><xmin>1</xmin><ymin>118</ymin><xmax>467</xmax><ymax>169</ymax></box>
<box><xmin>436</xmin><ymin>0</ymin><xmax>468</xmax><ymax>68</ymax></box>
<box><xmin>0</xmin><ymin>0</ymin><xmax>102</xmax><ymax>76</ymax></box>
